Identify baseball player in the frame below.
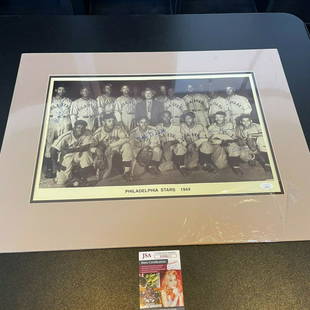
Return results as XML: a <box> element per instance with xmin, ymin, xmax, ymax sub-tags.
<box><xmin>44</xmin><ymin>85</ymin><xmax>72</xmax><ymax>178</ymax></box>
<box><xmin>208</xmin><ymin>93</ymin><xmax>231</xmax><ymax>123</ymax></box>
<box><xmin>93</xmin><ymin>113</ymin><xmax>133</xmax><ymax>181</ymax></box>
<box><xmin>70</xmin><ymin>87</ymin><xmax>98</xmax><ymax>131</ymax></box>
<box><xmin>164</xmin><ymin>88</ymin><xmax>187</xmax><ymax>125</ymax></box>
<box><xmin>236</xmin><ymin>114</ymin><xmax>271</xmax><ymax>172</ymax></box>
<box><xmin>135</xmin><ymin>88</ymin><xmax>164</xmax><ymax>126</ymax></box>
<box><xmin>156</xmin><ymin>111</ymin><xmax>188</xmax><ymax>175</ymax></box>
<box><xmin>132</xmin><ymin>86</ymin><xmax>143</xmax><ymax>105</ymax></box>
<box><xmin>208</xmin><ymin>111</ymin><xmax>243</xmax><ymax>175</ymax></box>
<box><xmin>96</xmin><ymin>83</ymin><xmax>116</xmax><ymax>124</ymax></box>
<box><xmin>50</xmin><ymin>120</ymin><xmax>95</xmax><ymax>186</ymax></box>
<box><xmin>183</xmin><ymin>84</ymin><xmax>210</xmax><ymax>127</ymax></box>
<box><xmin>115</xmin><ymin>85</ymin><xmax>137</xmax><ymax>132</ymax></box>
<box><xmin>155</xmin><ymin>85</ymin><xmax>169</xmax><ymax>106</ymax></box>
<box><xmin>226</xmin><ymin>87</ymin><xmax>252</xmax><ymax>125</ymax></box>
<box><xmin>180</xmin><ymin>112</ymin><xmax>215</xmax><ymax>172</ymax></box>
<box><xmin>130</xmin><ymin>116</ymin><xmax>162</xmax><ymax>175</ymax></box>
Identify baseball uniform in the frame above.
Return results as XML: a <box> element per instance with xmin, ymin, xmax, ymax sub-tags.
<box><xmin>208</xmin><ymin>96</ymin><xmax>231</xmax><ymax>122</ymax></box>
<box><xmin>183</xmin><ymin>93</ymin><xmax>210</xmax><ymax>127</ymax></box>
<box><xmin>52</xmin><ymin>129</ymin><xmax>94</xmax><ymax>185</ymax></box>
<box><xmin>156</xmin><ymin>123</ymin><xmax>187</xmax><ymax>162</ymax></box>
<box><xmin>97</xmin><ymin>94</ymin><xmax>116</xmax><ymax>115</ymax></box>
<box><xmin>164</xmin><ymin>97</ymin><xmax>187</xmax><ymax>125</ymax></box>
<box><xmin>208</xmin><ymin>122</ymin><xmax>241</xmax><ymax>168</ymax></box>
<box><xmin>115</xmin><ymin>95</ymin><xmax>137</xmax><ymax>132</ymax></box>
<box><xmin>180</xmin><ymin>123</ymin><xmax>214</xmax><ymax>169</ymax></box>
<box><xmin>130</xmin><ymin>126</ymin><xmax>162</xmax><ymax>162</ymax></box>
<box><xmin>70</xmin><ymin>97</ymin><xmax>98</xmax><ymax>131</ymax></box>
<box><xmin>93</xmin><ymin>125</ymin><xmax>133</xmax><ymax>162</ymax></box>
<box><xmin>45</xmin><ymin>96</ymin><xmax>72</xmax><ymax>158</ymax></box>
<box><xmin>236</xmin><ymin>122</ymin><xmax>266</xmax><ymax>153</ymax></box>
<box><xmin>227</xmin><ymin>94</ymin><xmax>252</xmax><ymax>124</ymax></box>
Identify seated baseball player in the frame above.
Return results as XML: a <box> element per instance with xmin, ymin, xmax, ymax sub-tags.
<box><xmin>130</xmin><ymin>116</ymin><xmax>162</xmax><ymax>175</ymax></box>
<box><xmin>156</xmin><ymin>111</ymin><xmax>188</xmax><ymax>175</ymax></box>
<box><xmin>236</xmin><ymin>114</ymin><xmax>271</xmax><ymax>172</ymax></box>
<box><xmin>180</xmin><ymin>112</ymin><xmax>215</xmax><ymax>172</ymax></box>
<box><xmin>93</xmin><ymin>113</ymin><xmax>133</xmax><ymax>181</ymax></box>
<box><xmin>50</xmin><ymin>120</ymin><xmax>95</xmax><ymax>186</ymax></box>
<box><xmin>208</xmin><ymin>111</ymin><xmax>243</xmax><ymax>175</ymax></box>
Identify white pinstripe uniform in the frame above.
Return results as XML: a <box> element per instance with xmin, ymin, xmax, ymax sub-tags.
<box><xmin>183</xmin><ymin>93</ymin><xmax>210</xmax><ymax>127</ymax></box>
<box><xmin>156</xmin><ymin>123</ymin><xmax>187</xmax><ymax>156</ymax></box>
<box><xmin>164</xmin><ymin>97</ymin><xmax>187</xmax><ymax>125</ymax></box>
<box><xmin>96</xmin><ymin>94</ymin><xmax>116</xmax><ymax>115</ymax></box>
<box><xmin>115</xmin><ymin>95</ymin><xmax>137</xmax><ymax>132</ymax></box>
<box><xmin>52</xmin><ymin>130</ymin><xmax>94</xmax><ymax>185</ymax></box>
<box><xmin>70</xmin><ymin>97</ymin><xmax>98</xmax><ymax>131</ymax></box>
<box><xmin>45</xmin><ymin>96</ymin><xmax>72</xmax><ymax>158</ymax></box>
<box><xmin>209</xmin><ymin>96</ymin><xmax>231</xmax><ymax>121</ymax></box>
<box><xmin>227</xmin><ymin>94</ymin><xmax>252</xmax><ymax>124</ymax></box>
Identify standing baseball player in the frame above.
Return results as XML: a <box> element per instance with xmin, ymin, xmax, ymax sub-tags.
<box><xmin>208</xmin><ymin>111</ymin><xmax>243</xmax><ymax>175</ymax></box>
<box><xmin>135</xmin><ymin>88</ymin><xmax>164</xmax><ymax>126</ymax></box>
<box><xmin>156</xmin><ymin>111</ymin><xmax>188</xmax><ymax>175</ymax></box>
<box><xmin>208</xmin><ymin>93</ymin><xmax>231</xmax><ymax>123</ymax></box>
<box><xmin>236</xmin><ymin>114</ymin><xmax>271</xmax><ymax>172</ymax></box>
<box><xmin>50</xmin><ymin>120</ymin><xmax>95</xmax><ymax>186</ymax></box>
<box><xmin>70</xmin><ymin>87</ymin><xmax>98</xmax><ymax>131</ymax></box>
<box><xmin>115</xmin><ymin>85</ymin><xmax>137</xmax><ymax>132</ymax></box>
<box><xmin>132</xmin><ymin>86</ymin><xmax>143</xmax><ymax>105</ymax></box>
<box><xmin>130</xmin><ymin>116</ymin><xmax>162</xmax><ymax>175</ymax></box>
<box><xmin>180</xmin><ymin>112</ymin><xmax>215</xmax><ymax>171</ymax></box>
<box><xmin>155</xmin><ymin>85</ymin><xmax>169</xmax><ymax>107</ymax></box>
<box><xmin>165</xmin><ymin>88</ymin><xmax>187</xmax><ymax>125</ymax></box>
<box><xmin>44</xmin><ymin>85</ymin><xmax>72</xmax><ymax>178</ymax></box>
<box><xmin>96</xmin><ymin>83</ymin><xmax>116</xmax><ymax>124</ymax></box>
<box><xmin>93</xmin><ymin>113</ymin><xmax>133</xmax><ymax>181</ymax></box>
<box><xmin>183</xmin><ymin>84</ymin><xmax>210</xmax><ymax>127</ymax></box>
<box><xmin>226</xmin><ymin>87</ymin><xmax>252</xmax><ymax>125</ymax></box>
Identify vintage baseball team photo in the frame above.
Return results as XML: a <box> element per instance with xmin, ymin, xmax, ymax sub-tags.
<box><xmin>32</xmin><ymin>73</ymin><xmax>281</xmax><ymax>201</ymax></box>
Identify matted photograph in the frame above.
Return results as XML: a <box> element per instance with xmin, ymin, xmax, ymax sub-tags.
<box><xmin>31</xmin><ymin>73</ymin><xmax>282</xmax><ymax>202</ymax></box>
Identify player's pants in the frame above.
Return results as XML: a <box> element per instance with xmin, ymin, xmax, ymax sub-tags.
<box><xmin>199</xmin><ymin>141</ymin><xmax>214</xmax><ymax>154</ymax></box>
<box><xmin>56</xmin><ymin>151</ymin><xmax>93</xmax><ymax>185</ymax></box>
<box><xmin>163</xmin><ymin>143</ymin><xmax>187</xmax><ymax>160</ymax></box>
<box><xmin>211</xmin><ymin>142</ymin><xmax>240</xmax><ymax>169</ymax></box>
<box><xmin>110</xmin><ymin>142</ymin><xmax>133</xmax><ymax>162</ymax></box>
<box><xmin>256</xmin><ymin>136</ymin><xmax>267</xmax><ymax>152</ymax></box>
<box><xmin>122</xmin><ymin>113</ymin><xmax>135</xmax><ymax>132</ymax></box>
<box><xmin>45</xmin><ymin>117</ymin><xmax>71</xmax><ymax>158</ymax></box>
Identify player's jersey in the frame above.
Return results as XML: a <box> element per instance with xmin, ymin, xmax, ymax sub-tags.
<box><xmin>52</xmin><ymin>129</ymin><xmax>93</xmax><ymax>151</ymax></box>
<box><xmin>227</xmin><ymin>94</ymin><xmax>252</xmax><ymax>119</ymax></box>
<box><xmin>180</xmin><ymin>123</ymin><xmax>208</xmax><ymax>144</ymax></box>
<box><xmin>130</xmin><ymin>126</ymin><xmax>160</xmax><ymax>149</ymax></box>
<box><xmin>209</xmin><ymin>96</ymin><xmax>230</xmax><ymax>116</ymax></box>
<box><xmin>93</xmin><ymin>125</ymin><xmax>128</xmax><ymax>145</ymax></box>
<box><xmin>50</xmin><ymin>96</ymin><xmax>72</xmax><ymax>119</ymax></box>
<box><xmin>156</xmin><ymin>95</ymin><xmax>169</xmax><ymax>106</ymax></box>
<box><xmin>70</xmin><ymin>97</ymin><xmax>98</xmax><ymax>118</ymax></box>
<box><xmin>115</xmin><ymin>96</ymin><xmax>136</xmax><ymax>118</ymax></box>
<box><xmin>208</xmin><ymin>122</ymin><xmax>235</xmax><ymax>139</ymax></box>
<box><xmin>156</xmin><ymin>123</ymin><xmax>183</xmax><ymax>143</ymax></box>
<box><xmin>183</xmin><ymin>93</ymin><xmax>209</xmax><ymax>111</ymax></box>
<box><xmin>164</xmin><ymin>97</ymin><xmax>187</xmax><ymax>123</ymax></box>
<box><xmin>96</xmin><ymin>94</ymin><xmax>116</xmax><ymax>114</ymax></box>
<box><xmin>236</xmin><ymin>123</ymin><xmax>262</xmax><ymax>140</ymax></box>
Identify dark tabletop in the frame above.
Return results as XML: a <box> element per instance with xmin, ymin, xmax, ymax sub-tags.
<box><xmin>0</xmin><ymin>13</ymin><xmax>309</xmax><ymax>310</ymax></box>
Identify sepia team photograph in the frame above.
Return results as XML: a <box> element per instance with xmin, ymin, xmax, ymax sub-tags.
<box><xmin>32</xmin><ymin>73</ymin><xmax>282</xmax><ymax>201</ymax></box>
